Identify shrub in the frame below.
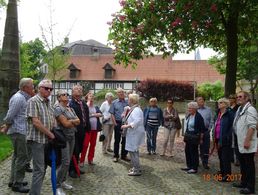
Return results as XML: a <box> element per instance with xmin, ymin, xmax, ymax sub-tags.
<box><xmin>197</xmin><ymin>80</ymin><xmax>224</xmax><ymax>101</ymax></box>
<box><xmin>136</xmin><ymin>79</ymin><xmax>194</xmax><ymax>101</ymax></box>
<box><xmin>94</xmin><ymin>88</ymin><xmax>116</xmax><ymax>101</ymax></box>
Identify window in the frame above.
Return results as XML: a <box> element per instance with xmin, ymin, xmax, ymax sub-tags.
<box><xmin>105</xmin><ymin>69</ymin><xmax>112</xmax><ymax>79</ymax></box>
<box><xmin>104</xmin><ymin>83</ymin><xmax>123</xmax><ymax>89</ymax></box>
<box><xmin>70</xmin><ymin>70</ymin><xmax>77</xmax><ymax>78</ymax></box>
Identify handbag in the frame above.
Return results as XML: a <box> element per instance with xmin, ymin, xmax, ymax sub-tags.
<box><xmin>51</xmin><ymin>127</ymin><xmax>67</xmax><ymax>149</ymax></box>
<box><xmin>99</xmin><ymin>131</ymin><xmax>105</xmax><ymax>142</ymax></box>
<box><xmin>175</xmin><ymin>118</ymin><xmax>182</xmax><ymax>130</ymax></box>
<box><xmin>183</xmin><ymin>132</ymin><xmax>200</xmax><ymax>145</ymax></box>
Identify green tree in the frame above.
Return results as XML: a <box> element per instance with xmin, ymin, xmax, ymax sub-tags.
<box><xmin>108</xmin><ymin>0</ymin><xmax>258</xmax><ymax>96</ymax></box>
<box><xmin>20</xmin><ymin>38</ymin><xmax>47</xmax><ymax>84</ymax></box>
<box><xmin>209</xmin><ymin>36</ymin><xmax>258</xmax><ymax>102</ymax></box>
<box><xmin>0</xmin><ymin>0</ymin><xmax>6</xmax><ymax>7</ymax></box>
<box><xmin>40</xmin><ymin>0</ymin><xmax>70</xmax><ymax>97</ymax></box>
<box><xmin>197</xmin><ymin>81</ymin><xmax>224</xmax><ymax>101</ymax></box>
<box><xmin>44</xmin><ymin>47</ymin><xmax>68</xmax><ymax>83</ymax></box>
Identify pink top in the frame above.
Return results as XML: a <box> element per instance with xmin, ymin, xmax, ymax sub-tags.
<box><xmin>215</xmin><ymin>112</ymin><xmax>221</xmax><ymax>139</ymax></box>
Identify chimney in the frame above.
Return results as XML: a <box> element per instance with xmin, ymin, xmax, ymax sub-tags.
<box><xmin>64</xmin><ymin>37</ymin><xmax>69</xmax><ymax>44</ymax></box>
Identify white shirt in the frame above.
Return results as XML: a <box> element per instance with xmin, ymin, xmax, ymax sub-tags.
<box><xmin>100</xmin><ymin>100</ymin><xmax>113</xmax><ymax>125</ymax></box>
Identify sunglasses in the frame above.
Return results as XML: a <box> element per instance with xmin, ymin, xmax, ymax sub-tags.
<box><xmin>60</xmin><ymin>93</ymin><xmax>69</xmax><ymax>97</ymax></box>
<box><xmin>42</xmin><ymin>86</ymin><xmax>53</xmax><ymax>91</ymax></box>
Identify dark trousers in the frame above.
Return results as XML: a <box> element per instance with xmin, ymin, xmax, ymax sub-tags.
<box><xmin>69</xmin><ymin>129</ymin><xmax>85</xmax><ymax>173</ymax></box>
<box><xmin>218</xmin><ymin>146</ymin><xmax>232</xmax><ymax>176</ymax></box>
<box><xmin>239</xmin><ymin>152</ymin><xmax>255</xmax><ymax>192</ymax></box>
<box><xmin>200</xmin><ymin>131</ymin><xmax>210</xmax><ymax>165</ymax></box>
<box><xmin>114</xmin><ymin>121</ymin><xmax>127</xmax><ymax>158</ymax></box>
<box><xmin>185</xmin><ymin>142</ymin><xmax>199</xmax><ymax>170</ymax></box>
<box><xmin>233</xmin><ymin>134</ymin><xmax>240</xmax><ymax>162</ymax></box>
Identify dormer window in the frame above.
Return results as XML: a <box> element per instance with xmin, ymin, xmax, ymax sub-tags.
<box><xmin>68</xmin><ymin>63</ymin><xmax>81</xmax><ymax>79</ymax></box>
<box><xmin>102</xmin><ymin>63</ymin><xmax>115</xmax><ymax>79</ymax></box>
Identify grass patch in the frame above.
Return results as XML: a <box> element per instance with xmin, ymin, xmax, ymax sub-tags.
<box><xmin>0</xmin><ymin>134</ymin><xmax>13</xmax><ymax>161</ymax></box>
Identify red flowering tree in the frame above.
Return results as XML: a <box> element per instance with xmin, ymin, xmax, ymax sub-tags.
<box><xmin>108</xmin><ymin>0</ymin><xmax>258</xmax><ymax>96</ymax></box>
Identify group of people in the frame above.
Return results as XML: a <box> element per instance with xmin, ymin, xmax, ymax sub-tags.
<box><xmin>182</xmin><ymin>93</ymin><xmax>257</xmax><ymax>194</ymax></box>
<box><xmin>1</xmin><ymin>77</ymin><xmax>257</xmax><ymax>195</ymax></box>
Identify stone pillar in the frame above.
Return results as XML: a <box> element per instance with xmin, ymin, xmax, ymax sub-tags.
<box><xmin>0</xmin><ymin>0</ymin><xmax>20</xmax><ymax>121</ymax></box>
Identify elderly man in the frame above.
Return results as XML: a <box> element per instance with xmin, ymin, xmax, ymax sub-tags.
<box><xmin>2</xmin><ymin>78</ymin><xmax>34</xmax><ymax>193</ymax></box>
<box><xmin>69</xmin><ymin>85</ymin><xmax>90</xmax><ymax>178</ymax></box>
<box><xmin>196</xmin><ymin>96</ymin><xmax>213</xmax><ymax>169</ymax></box>
<box><xmin>233</xmin><ymin>91</ymin><xmax>257</xmax><ymax>194</ymax></box>
<box><xmin>109</xmin><ymin>88</ymin><xmax>130</xmax><ymax>162</ymax></box>
<box><xmin>26</xmin><ymin>79</ymin><xmax>55</xmax><ymax>195</ymax></box>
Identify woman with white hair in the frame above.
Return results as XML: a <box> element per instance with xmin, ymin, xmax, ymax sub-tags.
<box><xmin>211</xmin><ymin>98</ymin><xmax>234</xmax><ymax>182</ymax></box>
<box><xmin>100</xmin><ymin>92</ymin><xmax>114</xmax><ymax>154</ymax></box>
<box><xmin>181</xmin><ymin>101</ymin><xmax>205</xmax><ymax>174</ymax></box>
<box><xmin>121</xmin><ymin>94</ymin><xmax>145</xmax><ymax>176</ymax></box>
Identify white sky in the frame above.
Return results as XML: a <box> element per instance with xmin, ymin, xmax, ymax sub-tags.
<box><xmin>0</xmin><ymin>0</ymin><xmax>216</xmax><ymax>60</ymax></box>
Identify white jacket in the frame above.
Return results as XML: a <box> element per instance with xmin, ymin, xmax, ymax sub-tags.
<box><xmin>233</xmin><ymin>102</ymin><xmax>258</xmax><ymax>153</ymax></box>
<box><xmin>125</xmin><ymin>107</ymin><xmax>145</xmax><ymax>152</ymax></box>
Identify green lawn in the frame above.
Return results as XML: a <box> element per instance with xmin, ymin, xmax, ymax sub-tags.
<box><xmin>0</xmin><ymin>134</ymin><xmax>13</xmax><ymax>161</ymax></box>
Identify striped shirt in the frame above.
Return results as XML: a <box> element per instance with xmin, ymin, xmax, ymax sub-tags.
<box><xmin>4</xmin><ymin>90</ymin><xmax>31</xmax><ymax>135</ymax></box>
<box><xmin>26</xmin><ymin>94</ymin><xmax>55</xmax><ymax>144</ymax></box>
<box><xmin>147</xmin><ymin>107</ymin><xmax>160</xmax><ymax>127</ymax></box>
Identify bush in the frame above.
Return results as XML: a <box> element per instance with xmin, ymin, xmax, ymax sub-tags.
<box><xmin>136</xmin><ymin>79</ymin><xmax>194</xmax><ymax>101</ymax></box>
<box><xmin>197</xmin><ymin>81</ymin><xmax>224</xmax><ymax>101</ymax></box>
<box><xmin>0</xmin><ymin>134</ymin><xmax>13</xmax><ymax>161</ymax></box>
<box><xmin>94</xmin><ymin>88</ymin><xmax>116</xmax><ymax>101</ymax></box>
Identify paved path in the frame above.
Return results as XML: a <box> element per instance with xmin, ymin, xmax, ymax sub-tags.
<box><xmin>0</xmin><ymin>128</ymin><xmax>257</xmax><ymax>195</ymax></box>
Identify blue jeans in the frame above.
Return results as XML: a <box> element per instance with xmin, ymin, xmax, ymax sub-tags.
<box><xmin>145</xmin><ymin>125</ymin><xmax>159</xmax><ymax>153</ymax></box>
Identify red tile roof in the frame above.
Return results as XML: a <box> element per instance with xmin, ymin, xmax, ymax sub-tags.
<box><xmin>62</xmin><ymin>55</ymin><xmax>224</xmax><ymax>84</ymax></box>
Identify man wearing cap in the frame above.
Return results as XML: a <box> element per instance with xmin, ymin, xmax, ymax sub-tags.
<box><xmin>109</xmin><ymin>88</ymin><xmax>130</xmax><ymax>162</ymax></box>
<box><xmin>1</xmin><ymin>78</ymin><xmax>34</xmax><ymax>193</ymax></box>
<box><xmin>26</xmin><ymin>79</ymin><xmax>55</xmax><ymax>195</ymax></box>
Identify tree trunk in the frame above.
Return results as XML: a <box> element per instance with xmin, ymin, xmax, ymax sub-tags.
<box><xmin>224</xmin><ymin>1</ymin><xmax>240</xmax><ymax>97</ymax></box>
<box><xmin>0</xmin><ymin>0</ymin><xmax>19</xmax><ymax>120</ymax></box>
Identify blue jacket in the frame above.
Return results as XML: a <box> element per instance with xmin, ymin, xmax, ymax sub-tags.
<box><xmin>214</xmin><ymin>108</ymin><xmax>234</xmax><ymax>147</ymax></box>
<box><xmin>143</xmin><ymin>106</ymin><xmax>163</xmax><ymax>127</ymax></box>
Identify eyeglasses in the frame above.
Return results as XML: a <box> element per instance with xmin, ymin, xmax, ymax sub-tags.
<box><xmin>167</xmin><ymin>102</ymin><xmax>173</xmax><ymax>104</ymax></box>
<box><xmin>237</xmin><ymin>95</ymin><xmax>243</xmax><ymax>99</ymax></box>
<box><xmin>60</xmin><ymin>93</ymin><xmax>69</xmax><ymax>97</ymax></box>
<box><xmin>42</xmin><ymin>86</ymin><xmax>53</xmax><ymax>92</ymax></box>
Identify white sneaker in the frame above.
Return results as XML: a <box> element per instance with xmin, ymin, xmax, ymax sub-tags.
<box><xmin>61</xmin><ymin>182</ymin><xmax>73</xmax><ymax>190</ymax></box>
<box><xmin>57</xmin><ymin>188</ymin><xmax>66</xmax><ymax>195</ymax></box>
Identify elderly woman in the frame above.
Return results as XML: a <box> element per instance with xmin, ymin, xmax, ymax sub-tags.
<box><xmin>161</xmin><ymin>98</ymin><xmax>180</xmax><ymax>157</ymax></box>
<box><xmin>54</xmin><ymin>90</ymin><xmax>80</xmax><ymax>194</ymax></box>
<box><xmin>211</xmin><ymin>98</ymin><xmax>234</xmax><ymax>182</ymax></box>
<box><xmin>80</xmin><ymin>92</ymin><xmax>102</xmax><ymax>166</ymax></box>
<box><xmin>121</xmin><ymin>94</ymin><xmax>145</xmax><ymax>176</ymax></box>
<box><xmin>181</xmin><ymin>102</ymin><xmax>205</xmax><ymax>174</ymax></box>
<box><xmin>143</xmin><ymin>97</ymin><xmax>163</xmax><ymax>155</ymax></box>
<box><xmin>100</xmin><ymin>92</ymin><xmax>114</xmax><ymax>154</ymax></box>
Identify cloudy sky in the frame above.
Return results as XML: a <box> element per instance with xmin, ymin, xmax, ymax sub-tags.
<box><xmin>0</xmin><ymin>0</ymin><xmax>216</xmax><ymax>59</ymax></box>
